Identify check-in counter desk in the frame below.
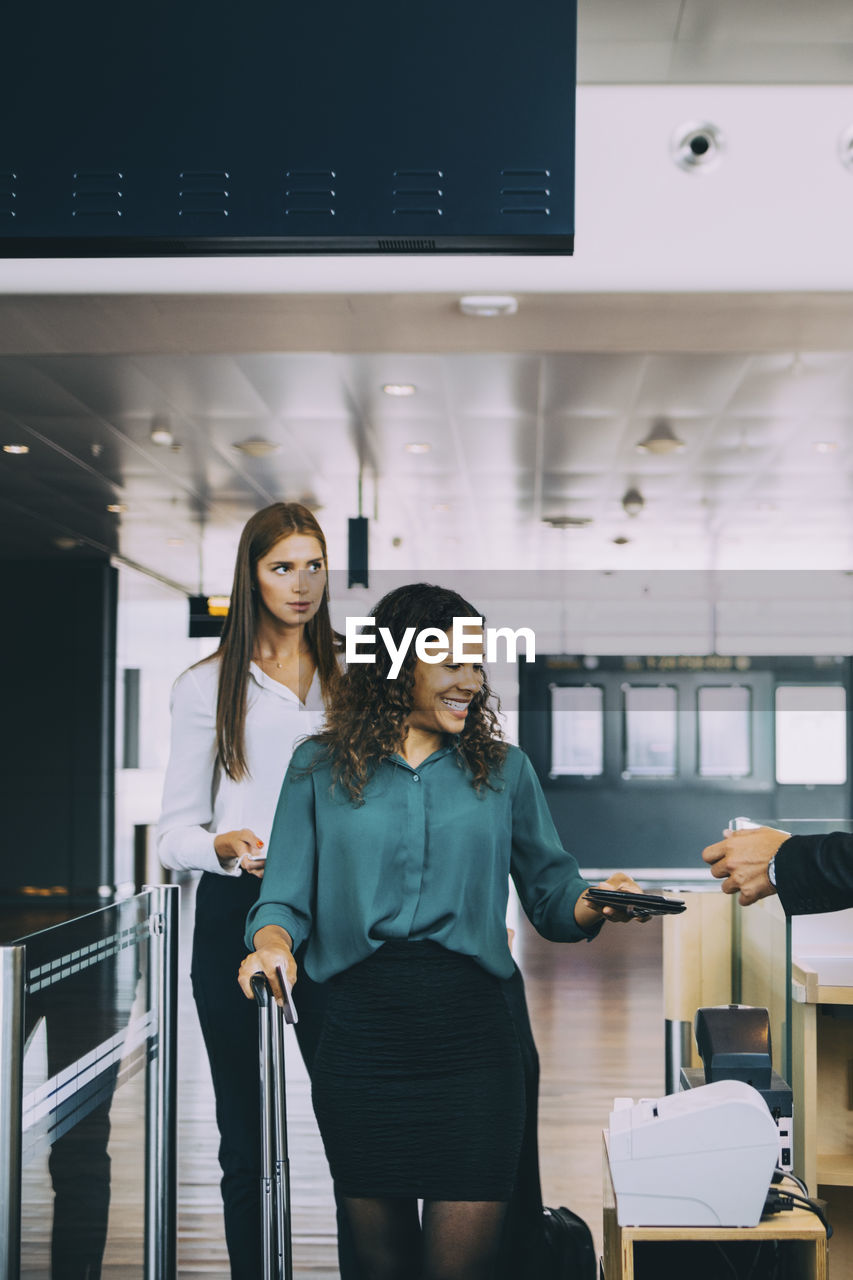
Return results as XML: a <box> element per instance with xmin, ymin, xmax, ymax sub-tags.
<box><xmin>662</xmin><ymin>876</ymin><xmax>852</xmax><ymax>1277</ymax></box>
<box><xmin>603</xmin><ymin>1130</ymin><xmax>828</xmax><ymax>1280</ymax></box>
<box><xmin>790</xmin><ymin>906</ymin><xmax>853</xmax><ymax>1279</ymax></box>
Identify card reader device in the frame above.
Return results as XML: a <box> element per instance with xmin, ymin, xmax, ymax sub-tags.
<box><xmin>681</xmin><ymin>1005</ymin><xmax>794</xmax><ymax>1172</ymax></box>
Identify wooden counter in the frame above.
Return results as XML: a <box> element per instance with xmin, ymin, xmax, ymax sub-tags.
<box><xmin>602</xmin><ymin>1133</ymin><xmax>828</xmax><ymax>1280</ymax></box>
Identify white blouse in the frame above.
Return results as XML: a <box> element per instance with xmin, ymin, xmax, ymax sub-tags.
<box><xmin>157</xmin><ymin>658</ymin><xmax>327</xmax><ymax>876</ymax></box>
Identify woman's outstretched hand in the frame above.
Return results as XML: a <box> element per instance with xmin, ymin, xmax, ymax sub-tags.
<box><xmin>214</xmin><ymin>828</ymin><xmax>266</xmax><ymax>878</ymax></box>
<box><xmin>238</xmin><ymin>925</ymin><xmax>298</xmax><ymax>1007</ymax></box>
<box><xmin>574</xmin><ymin>871</ymin><xmax>648</xmax><ymax>930</ymax></box>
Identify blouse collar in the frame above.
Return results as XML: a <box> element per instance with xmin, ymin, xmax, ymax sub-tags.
<box><xmin>249</xmin><ymin>662</ymin><xmax>323</xmax><ymax>710</ymax></box>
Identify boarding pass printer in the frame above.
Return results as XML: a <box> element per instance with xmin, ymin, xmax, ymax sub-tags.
<box><xmin>608</xmin><ymin>1079</ymin><xmax>779</xmax><ymax>1226</ymax></box>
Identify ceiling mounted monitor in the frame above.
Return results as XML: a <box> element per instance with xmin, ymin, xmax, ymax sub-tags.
<box><xmin>0</xmin><ymin>0</ymin><xmax>575</xmax><ymax>257</ymax></box>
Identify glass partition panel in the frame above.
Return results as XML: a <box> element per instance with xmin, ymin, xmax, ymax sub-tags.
<box><xmin>734</xmin><ymin>817</ymin><xmax>853</xmax><ymax>1087</ymax></box>
<box><xmin>735</xmin><ymin>894</ymin><xmax>791</xmax><ymax>1080</ymax></box>
<box><xmin>3</xmin><ymin>886</ymin><xmax>177</xmax><ymax>1280</ymax></box>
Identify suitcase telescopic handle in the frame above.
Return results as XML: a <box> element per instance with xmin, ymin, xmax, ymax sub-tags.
<box><xmin>252</xmin><ymin>971</ymin><xmax>293</xmax><ymax>1280</ymax></box>
<box><xmin>251</xmin><ymin>971</ymin><xmax>271</xmax><ymax>1006</ymax></box>
<box><xmin>250</xmin><ymin>969</ymin><xmax>298</xmax><ymax>1024</ymax></box>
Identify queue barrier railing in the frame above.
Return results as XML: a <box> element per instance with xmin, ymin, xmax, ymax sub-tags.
<box><xmin>0</xmin><ymin>884</ymin><xmax>178</xmax><ymax>1280</ymax></box>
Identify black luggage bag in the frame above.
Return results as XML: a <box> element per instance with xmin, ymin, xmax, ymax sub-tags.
<box><xmin>532</xmin><ymin>1204</ymin><xmax>596</xmax><ymax>1280</ymax></box>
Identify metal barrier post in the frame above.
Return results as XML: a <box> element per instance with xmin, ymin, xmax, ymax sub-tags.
<box><xmin>144</xmin><ymin>885</ymin><xmax>179</xmax><ymax>1280</ymax></box>
<box><xmin>0</xmin><ymin>945</ymin><xmax>25</xmax><ymax>1280</ymax></box>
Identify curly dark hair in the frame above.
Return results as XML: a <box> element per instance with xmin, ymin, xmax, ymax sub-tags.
<box><xmin>314</xmin><ymin>582</ymin><xmax>507</xmax><ymax>803</ymax></box>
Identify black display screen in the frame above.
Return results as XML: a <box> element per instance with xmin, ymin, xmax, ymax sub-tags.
<box><xmin>0</xmin><ymin>0</ymin><xmax>576</xmax><ymax>254</ymax></box>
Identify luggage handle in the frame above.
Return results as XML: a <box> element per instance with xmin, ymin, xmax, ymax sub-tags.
<box><xmin>250</xmin><ymin>967</ymin><xmax>298</xmax><ymax>1025</ymax></box>
<box><xmin>251</xmin><ymin>972</ymin><xmax>294</xmax><ymax>1280</ymax></box>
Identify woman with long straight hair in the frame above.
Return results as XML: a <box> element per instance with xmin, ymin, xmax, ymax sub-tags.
<box><xmin>158</xmin><ymin>501</ymin><xmax>350</xmax><ymax>1280</ymax></box>
<box><xmin>239</xmin><ymin>582</ymin><xmax>644</xmax><ymax>1280</ymax></box>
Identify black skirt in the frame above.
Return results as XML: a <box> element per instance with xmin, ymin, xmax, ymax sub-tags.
<box><xmin>310</xmin><ymin>941</ymin><xmax>526</xmax><ymax>1201</ymax></box>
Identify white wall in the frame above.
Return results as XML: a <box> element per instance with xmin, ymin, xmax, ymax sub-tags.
<box><xmin>114</xmin><ymin>565</ymin><xmax>215</xmax><ymax>889</ymax></box>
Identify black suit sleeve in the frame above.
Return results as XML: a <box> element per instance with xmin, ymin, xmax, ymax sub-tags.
<box><xmin>774</xmin><ymin>831</ymin><xmax>853</xmax><ymax>915</ymax></box>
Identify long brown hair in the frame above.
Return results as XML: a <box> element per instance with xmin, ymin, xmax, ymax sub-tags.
<box><xmin>314</xmin><ymin>582</ymin><xmax>506</xmax><ymax>803</ymax></box>
<box><xmin>210</xmin><ymin>502</ymin><xmax>339</xmax><ymax>781</ymax></box>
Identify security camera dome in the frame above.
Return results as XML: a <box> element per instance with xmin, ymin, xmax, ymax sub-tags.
<box><xmin>671</xmin><ymin>122</ymin><xmax>724</xmax><ymax>173</ymax></box>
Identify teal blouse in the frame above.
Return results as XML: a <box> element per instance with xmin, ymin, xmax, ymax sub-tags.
<box><xmin>245</xmin><ymin>739</ymin><xmax>598</xmax><ymax>982</ymax></box>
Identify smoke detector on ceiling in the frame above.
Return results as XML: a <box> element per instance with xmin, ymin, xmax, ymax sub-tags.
<box><xmin>459</xmin><ymin>295</ymin><xmax>518</xmax><ymax>318</ymax></box>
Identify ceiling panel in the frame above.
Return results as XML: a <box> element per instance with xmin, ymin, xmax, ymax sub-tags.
<box><xmin>234</xmin><ymin>354</ymin><xmax>352</xmax><ymax>419</ymax></box>
<box><xmin>577</xmin><ymin>0</ymin><xmax>853</xmax><ymax>83</ymax></box>
<box><xmin>678</xmin><ymin>0</ymin><xmax>853</xmax><ymax>45</ymax></box>
<box><xmin>634</xmin><ymin>355</ymin><xmax>749</xmax><ymax>416</ymax></box>
<box><xmin>455</xmin><ymin>416</ymin><xmax>540</xmax><ymax>473</ymax></box>
<box><xmin>0</xmin><ymin>361</ymin><xmax>94</xmax><ymax>416</ymax></box>
<box><xmin>2</xmin><ymin>348</ymin><xmax>853</xmax><ymax>583</ymax></box>
<box><xmin>578</xmin><ymin>0</ymin><xmax>682</xmax><ymax>43</ymax></box>
<box><xmin>543</xmin><ymin>355</ymin><xmax>646</xmax><ymax>416</ymax></box>
<box><xmin>127</xmin><ymin>356</ymin><xmax>272</xmax><ymax>419</ymax></box>
<box><xmin>440</xmin><ymin>355</ymin><xmax>544</xmax><ymax>419</ymax></box>
<box><xmin>543</xmin><ymin>416</ymin><xmax>625</xmax><ymax>471</ymax></box>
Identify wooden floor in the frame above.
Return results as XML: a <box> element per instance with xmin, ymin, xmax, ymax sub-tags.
<box><xmin>174</xmin><ymin>885</ymin><xmax>665</xmax><ymax>1278</ymax></box>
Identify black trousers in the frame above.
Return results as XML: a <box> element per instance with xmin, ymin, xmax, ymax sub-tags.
<box><xmin>190</xmin><ymin>871</ymin><xmax>361</xmax><ymax>1280</ymax></box>
<box><xmin>191</xmin><ymin>872</ymin><xmax>543</xmax><ymax>1277</ymax></box>
<box><xmin>496</xmin><ymin>965</ymin><xmax>543</xmax><ymax>1278</ymax></box>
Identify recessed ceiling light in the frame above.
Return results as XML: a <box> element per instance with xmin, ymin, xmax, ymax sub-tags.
<box><xmin>107</xmin><ymin>503</ymin><xmax>127</xmax><ymax>513</ymax></box>
<box><xmin>542</xmin><ymin>514</ymin><xmax>593</xmax><ymax>529</ymax></box>
<box><xmin>405</xmin><ymin>442</ymin><xmax>431</xmax><ymax>454</ymax></box>
<box><xmin>53</xmin><ymin>536</ymin><xmax>81</xmax><ymax>550</ymax></box>
<box><xmin>150</xmin><ymin>416</ymin><xmax>174</xmax><ymax>447</ymax></box>
<box><xmin>458</xmin><ymin>294</ymin><xmax>518</xmax><ymax>318</ymax></box>
<box><xmin>3</xmin><ymin>444</ymin><xmax>29</xmax><ymax>455</ymax></box>
<box><xmin>636</xmin><ymin>419</ymin><xmax>685</xmax><ymax>455</ymax></box>
<box><xmin>382</xmin><ymin>383</ymin><xmax>417</xmax><ymax>397</ymax></box>
<box><xmin>166</xmin><ymin>537</ymin><xmax>185</xmax><ymax>547</ymax></box>
<box><xmin>232</xmin><ymin>438</ymin><xmax>281</xmax><ymax>458</ymax></box>
<box><xmin>814</xmin><ymin>441</ymin><xmax>838</xmax><ymax>454</ymax></box>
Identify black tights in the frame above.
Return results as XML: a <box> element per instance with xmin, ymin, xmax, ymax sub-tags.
<box><xmin>343</xmin><ymin>1196</ymin><xmax>507</xmax><ymax>1280</ymax></box>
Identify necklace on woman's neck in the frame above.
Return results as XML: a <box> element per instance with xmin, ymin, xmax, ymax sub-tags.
<box><xmin>263</xmin><ymin>655</ymin><xmax>284</xmax><ymax>670</ymax></box>
<box><xmin>258</xmin><ymin>647</ymin><xmax>309</xmax><ymax>671</ymax></box>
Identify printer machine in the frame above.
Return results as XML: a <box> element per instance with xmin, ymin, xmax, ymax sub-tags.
<box><xmin>608</xmin><ymin>1078</ymin><xmax>779</xmax><ymax>1227</ymax></box>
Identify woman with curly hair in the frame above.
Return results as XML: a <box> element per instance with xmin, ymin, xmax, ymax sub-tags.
<box><xmin>238</xmin><ymin>582</ymin><xmax>642</xmax><ymax>1280</ymax></box>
